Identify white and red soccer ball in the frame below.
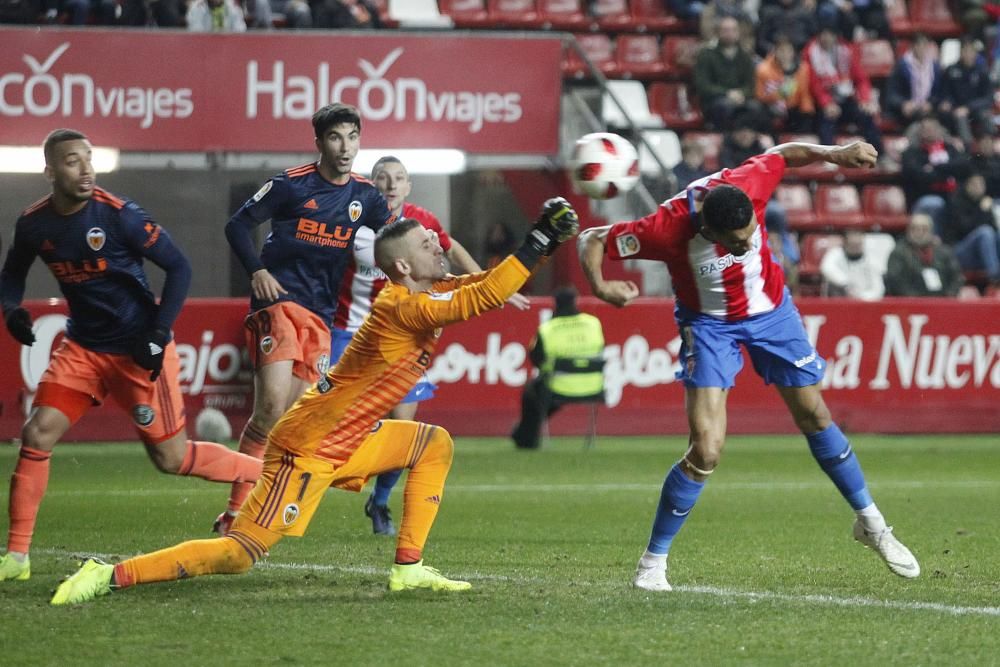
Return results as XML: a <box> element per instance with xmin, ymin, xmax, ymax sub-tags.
<box><xmin>569</xmin><ymin>132</ymin><xmax>640</xmax><ymax>200</ymax></box>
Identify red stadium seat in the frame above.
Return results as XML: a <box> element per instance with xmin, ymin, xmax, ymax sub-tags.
<box><xmin>438</xmin><ymin>0</ymin><xmax>492</xmax><ymax>27</ymax></box>
<box><xmin>798</xmin><ymin>233</ymin><xmax>843</xmax><ymax>278</ymax></box>
<box><xmin>591</xmin><ymin>0</ymin><xmax>637</xmax><ymax>31</ymax></box>
<box><xmin>681</xmin><ymin>131</ymin><xmax>722</xmax><ymax>171</ymax></box>
<box><xmin>648</xmin><ymin>82</ymin><xmax>704</xmax><ymax>130</ymax></box>
<box><xmin>488</xmin><ymin>0</ymin><xmax>543</xmax><ymax>28</ymax></box>
<box><xmin>887</xmin><ymin>0</ymin><xmax>915</xmax><ymax>37</ymax></box>
<box><xmin>815</xmin><ymin>184</ymin><xmax>865</xmax><ymax>228</ymax></box>
<box><xmin>539</xmin><ymin>0</ymin><xmax>593</xmax><ymax>30</ymax></box>
<box><xmin>660</xmin><ymin>35</ymin><xmax>701</xmax><ymax>80</ymax></box>
<box><xmin>563</xmin><ymin>33</ymin><xmax>620</xmax><ymax>79</ymax></box>
<box><xmin>862</xmin><ymin>185</ymin><xmax>909</xmax><ymax>232</ymax></box>
<box><xmin>909</xmin><ymin>0</ymin><xmax>961</xmax><ymax>37</ymax></box>
<box><xmin>616</xmin><ymin>34</ymin><xmax>667</xmax><ymax>79</ymax></box>
<box><xmin>856</xmin><ymin>40</ymin><xmax>895</xmax><ymax>80</ymax></box>
<box><xmin>630</xmin><ymin>0</ymin><xmax>686</xmax><ymax>33</ymax></box>
<box><xmin>775</xmin><ymin>184</ymin><xmax>817</xmax><ymax>230</ymax></box>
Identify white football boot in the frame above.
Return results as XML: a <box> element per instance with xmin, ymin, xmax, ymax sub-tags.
<box><xmin>853</xmin><ymin>519</ymin><xmax>920</xmax><ymax>578</ymax></box>
<box><xmin>633</xmin><ymin>555</ymin><xmax>672</xmax><ymax>592</ymax></box>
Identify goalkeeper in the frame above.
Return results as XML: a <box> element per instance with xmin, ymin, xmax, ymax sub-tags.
<box><xmin>51</xmin><ymin>197</ymin><xmax>580</xmax><ymax>603</ymax></box>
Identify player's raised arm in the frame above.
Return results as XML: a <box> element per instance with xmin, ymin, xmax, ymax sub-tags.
<box><xmin>578</xmin><ymin>225</ymin><xmax>640</xmax><ymax>308</ymax></box>
<box><xmin>378</xmin><ymin>198</ymin><xmax>578</xmax><ymax>331</ymax></box>
<box><xmin>765</xmin><ymin>140</ymin><xmax>878</xmax><ymax>169</ymax></box>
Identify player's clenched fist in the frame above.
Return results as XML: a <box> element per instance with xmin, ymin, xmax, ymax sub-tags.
<box><xmin>4</xmin><ymin>307</ymin><xmax>35</xmax><ymax>346</ymax></box>
<box><xmin>596</xmin><ymin>280</ymin><xmax>640</xmax><ymax>308</ymax></box>
<box><xmin>831</xmin><ymin>141</ymin><xmax>878</xmax><ymax>169</ymax></box>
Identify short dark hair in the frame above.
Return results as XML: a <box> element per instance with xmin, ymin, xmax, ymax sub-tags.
<box><xmin>43</xmin><ymin>128</ymin><xmax>88</xmax><ymax>165</ymax></box>
<box><xmin>373</xmin><ymin>218</ymin><xmax>422</xmax><ymax>277</ymax></box>
<box><xmin>372</xmin><ymin>155</ymin><xmax>405</xmax><ymax>179</ymax></box>
<box><xmin>701</xmin><ymin>185</ymin><xmax>754</xmax><ymax>232</ymax></box>
<box><xmin>312</xmin><ymin>103</ymin><xmax>361</xmax><ymax>138</ymax></box>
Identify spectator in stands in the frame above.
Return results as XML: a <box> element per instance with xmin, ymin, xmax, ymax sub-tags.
<box><xmin>43</xmin><ymin>0</ymin><xmax>116</xmax><ymax>24</ymax></box>
<box><xmin>312</xmin><ymin>0</ymin><xmax>381</xmax><ymax>28</ymax></box>
<box><xmin>120</xmin><ymin>0</ymin><xmax>183</xmax><ymax>26</ymax></box>
<box><xmin>694</xmin><ymin>15</ymin><xmax>759</xmax><ymax>130</ymax></box>
<box><xmin>756</xmin><ymin>0</ymin><xmax>818</xmax><ymax>56</ymax></box>
<box><xmin>817</xmin><ymin>0</ymin><xmax>890</xmax><ymax>41</ymax></box>
<box><xmin>671</xmin><ymin>138</ymin><xmax>711</xmax><ymax>193</ymax></box>
<box><xmin>885</xmin><ymin>34</ymin><xmax>942</xmax><ymax>128</ymax></box>
<box><xmin>186</xmin><ymin>0</ymin><xmax>247</xmax><ymax>30</ymax></box>
<box><xmin>820</xmin><ymin>229</ymin><xmax>885</xmax><ymax>299</ymax></box>
<box><xmin>970</xmin><ymin>134</ymin><xmax>1000</xmax><ymax>198</ymax></box>
<box><xmin>942</xmin><ymin>172</ymin><xmax>1000</xmax><ymax>286</ymax></box>
<box><xmin>884</xmin><ymin>213</ymin><xmax>963</xmax><ymax>296</ymax></box>
<box><xmin>699</xmin><ymin>0</ymin><xmax>756</xmax><ymax>53</ymax></box>
<box><xmin>270</xmin><ymin>0</ymin><xmax>312</xmax><ymax>27</ymax></box>
<box><xmin>935</xmin><ymin>37</ymin><xmax>995</xmax><ymax>145</ymax></box>
<box><xmin>900</xmin><ymin>117</ymin><xmax>970</xmax><ymax>230</ymax></box>
<box><xmin>805</xmin><ymin>25</ymin><xmax>883</xmax><ymax>154</ymax></box>
<box><xmin>755</xmin><ymin>34</ymin><xmax>816</xmax><ymax>131</ymax></box>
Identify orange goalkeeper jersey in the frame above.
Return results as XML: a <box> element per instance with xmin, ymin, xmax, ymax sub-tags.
<box><xmin>269</xmin><ymin>254</ymin><xmax>531</xmax><ymax>464</ymax></box>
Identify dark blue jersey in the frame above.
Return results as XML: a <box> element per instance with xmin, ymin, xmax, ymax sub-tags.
<box><xmin>1</xmin><ymin>187</ymin><xmax>192</xmax><ymax>353</ymax></box>
<box><xmin>226</xmin><ymin>162</ymin><xmax>394</xmax><ymax>327</ymax></box>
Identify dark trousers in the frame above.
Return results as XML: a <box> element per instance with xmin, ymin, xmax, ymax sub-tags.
<box><xmin>511</xmin><ymin>377</ymin><xmax>561</xmax><ymax>450</ymax></box>
<box><xmin>816</xmin><ymin>97</ymin><xmax>883</xmax><ymax>153</ymax></box>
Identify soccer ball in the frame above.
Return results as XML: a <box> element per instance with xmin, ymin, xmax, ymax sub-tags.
<box><xmin>569</xmin><ymin>132</ymin><xmax>640</xmax><ymax>200</ymax></box>
<box><xmin>195</xmin><ymin>407</ymin><xmax>233</xmax><ymax>442</ymax></box>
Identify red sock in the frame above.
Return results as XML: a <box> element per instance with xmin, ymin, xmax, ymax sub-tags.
<box><xmin>227</xmin><ymin>422</ymin><xmax>268</xmax><ymax>512</ymax></box>
<box><xmin>178</xmin><ymin>440</ymin><xmax>262</xmax><ymax>484</ymax></box>
<box><xmin>7</xmin><ymin>446</ymin><xmax>52</xmax><ymax>554</ymax></box>
<box><xmin>394</xmin><ymin>548</ymin><xmax>422</xmax><ymax>564</ymax></box>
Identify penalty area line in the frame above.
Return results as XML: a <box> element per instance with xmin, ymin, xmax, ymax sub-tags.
<box><xmin>35</xmin><ymin>548</ymin><xmax>1000</xmax><ymax>617</ymax></box>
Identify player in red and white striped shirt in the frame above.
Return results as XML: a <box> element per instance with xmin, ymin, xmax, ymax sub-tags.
<box><xmin>579</xmin><ymin>140</ymin><xmax>919</xmax><ymax>591</ymax></box>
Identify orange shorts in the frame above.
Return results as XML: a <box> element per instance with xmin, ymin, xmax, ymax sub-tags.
<box><xmin>244</xmin><ymin>301</ymin><xmax>331</xmax><ymax>383</ymax></box>
<box><xmin>33</xmin><ymin>338</ymin><xmax>186</xmax><ymax>445</ymax></box>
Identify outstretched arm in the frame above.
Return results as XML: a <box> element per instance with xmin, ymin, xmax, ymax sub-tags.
<box><xmin>765</xmin><ymin>140</ymin><xmax>878</xmax><ymax>169</ymax></box>
<box><xmin>446</xmin><ymin>238</ymin><xmax>531</xmax><ymax>311</ymax></box>
<box><xmin>578</xmin><ymin>225</ymin><xmax>639</xmax><ymax>308</ymax></box>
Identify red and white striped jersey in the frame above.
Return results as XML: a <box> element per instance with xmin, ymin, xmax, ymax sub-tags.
<box><xmin>606</xmin><ymin>153</ymin><xmax>787</xmax><ymax>321</ymax></box>
<box><xmin>333</xmin><ymin>203</ymin><xmax>453</xmax><ymax>333</ymax></box>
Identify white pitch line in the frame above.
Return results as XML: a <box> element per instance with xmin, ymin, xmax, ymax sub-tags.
<box><xmin>40</xmin><ymin>479</ymin><xmax>1000</xmax><ymax>497</ymax></box>
<box><xmin>34</xmin><ymin>548</ymin><xmax>1000</xmax><ymax>618</ymax></box>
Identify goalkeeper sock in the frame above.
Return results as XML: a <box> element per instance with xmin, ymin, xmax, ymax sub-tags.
<box><xmin>395</xmin><ymin>426</ymin><xmax>453</xmax><ymax>564</ymax></box>
<box><xmin>227</xmin><ymin>422</ymin><xmax>268</xmax><ymax>512</ymax></box>
<box><xmin>178</xmin><ymin>440</ymin><xmax>263</xmax><ymax>484</ymax></box>
<box><xmin>7</xmin><ymin>446</ymin><xmax>51</xmax><ymax>555</ymax></box>
<box><xmin>806</xmin><ymin>423</ymin><xmax>873</xmax><ymax>510</ymax></box>
<box><xmin>373</xmin><ymin>470</ymin><xmax>403</xmax><ymax>507</ymax></box>
<box><xmin>647</xmin><ymin>463</ymin><xmax>705</xmax><ymax>555</ymax></box>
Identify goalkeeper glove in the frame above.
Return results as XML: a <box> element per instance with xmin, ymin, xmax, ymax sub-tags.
<box><xmin>4</xmin><ymin>308</ymin><xmax>35</xmax><ymax>346</ymax></box>
<box><xmin>515</xmin><ymin>197</ymin><xmax>580</xmax><ymax>268</ymax></box>
<box><xmin>131</xmin><ymin>327</ymin><xmax>171</xmax><ymax>381</ymax></box>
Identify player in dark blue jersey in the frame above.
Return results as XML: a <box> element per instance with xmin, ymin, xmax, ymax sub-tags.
<box><xmin>0</xmin><ymin>129</ymin><xmax>264</xmax><ymax>583</ymax></box>
<box><xmin>214</xmin><ymin>104</ymin><xmax>395</xmax><ymax>535</ymax></box>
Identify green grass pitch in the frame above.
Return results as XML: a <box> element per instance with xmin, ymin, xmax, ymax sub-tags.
<box><xmin>1</xmin><ymin>435</ymin><xmax>998</xmax><ymax>665</ymax></box>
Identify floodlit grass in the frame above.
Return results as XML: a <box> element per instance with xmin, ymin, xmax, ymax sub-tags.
<box><xmin>1</xmin><ymin>435</ymin><xmax>998</xmax><ymax>666</ymax></box>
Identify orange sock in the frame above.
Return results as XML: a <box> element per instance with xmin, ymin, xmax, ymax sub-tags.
<box><xmin>178</xmin><ymin>440</ymin><xmax>262</xmax><ymax>484</ymax></box>
<box><xmin>227</xmin><ymin>422</ymin><xmax>268</xmax><ymax>512</ymax></box>
<box><xmin>7</xmin><ymin>446</ymin><xmax>51</xmax><ymax>554</ymax></box>
<box><xmin>113</xmin><ymin>523</ymin><xmax>278</xmax><ymax>588</ymax></box>
<box><xmin>395</xmin><ymin>427</ymin><xmax>453</xmax><ymax>564</ymax></box>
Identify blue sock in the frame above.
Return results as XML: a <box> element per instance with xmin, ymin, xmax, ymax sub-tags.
<box><xmin>372</xmin><ymin>469</ymin><xmax>403</xmax><ymax>507</ymax></box>
<box><xmin>806</xmin><ymin>423</ymin><xmax>873</xmax><ymax>510</ymax></box>
<box><xmin>647</xmin><ymin>463</ymin><xmax>706</xmax><ymax>555</ymax></box>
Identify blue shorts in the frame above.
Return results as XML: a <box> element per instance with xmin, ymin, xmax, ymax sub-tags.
<box><xmin>330</xmin><ymin>328</ymin><xmax>437</xmax><ymax>404</ymax></box>
<box><xmin>674</xmin><ymin>289</ymin><xmax>825</xmax><ymax>389</ymax></box>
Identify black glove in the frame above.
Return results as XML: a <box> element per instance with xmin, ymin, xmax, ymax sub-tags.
<box><xmin>131</xmin><ymin>327</ymin><xmax>171</xmax><ymax>381</ymax></box>
<box><xmin>4</xmin><ymin>308</ymin><xmax>35</xmax><ymax>346</ymax></box>
<box><xmin>515</xmin><ymin>197</ymin><xmax>580</xmax><ymax>268</ymax></box>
